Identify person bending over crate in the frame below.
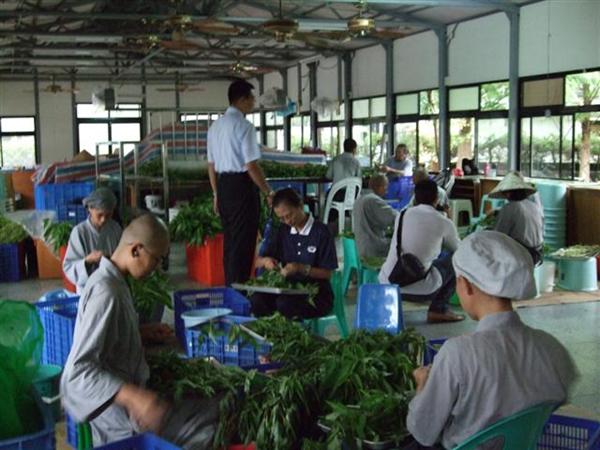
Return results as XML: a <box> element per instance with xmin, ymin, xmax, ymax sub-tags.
<box><xmin>251</xmin><ymin>188</ymin><xmax>338</xmax><ymax>320</ymax></box>
<box><xmin>63</xmin><ymin>187</ymin><xmax>122</xmax><ymax>293</ymax></box>
<box><xmin>405</xmin><ymin>231</ymin><xmax>577</xmax><ymax>449</ymax></box>
<box><xmin>61</xmin><ymin>214</ymin><xmax>170</xmax><ymax>445</ymax></box>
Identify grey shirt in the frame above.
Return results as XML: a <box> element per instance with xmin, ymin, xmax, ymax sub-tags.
<box><xmin>326</xmin><ymin>152</ymin><xmax>362</xmax><ymax>185</ymax></box>
<box><xmin>61</xmin><ymin>257</ymin><xmax>149</xmax><ymax>445</ymax></box>
<box><xmin>385</xmin><ymin>157</ymin><xmax>413</xmax><ymax>178</ymax></box>
<box><xmin>407</xmin><ymin>311</ymin><xmax>577</xmax><ymax>449</ymax></box>
<box><xmin>495</xmin><ymin>200</ymin><xmax>544</xmax><ymax>250</ymax></box>
<box><xmin>352</xmin><ymin>191</ymin><xmax>398</xmax><ymax>259</ymax></box>
<box><xmin>63</xmin><ymin>217</ymin><xmax>122</xmax><ymax>294</ymax></box>
<box><xmin>408</xmin><ymin>186</ymin><xmax>449</xmax><ymax>209</ymax></box>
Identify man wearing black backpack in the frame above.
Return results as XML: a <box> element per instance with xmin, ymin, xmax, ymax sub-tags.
<box><xmin>378</xmin><ymin>180</ymin><xmax>464</xmax><ymax>323</ymax></box>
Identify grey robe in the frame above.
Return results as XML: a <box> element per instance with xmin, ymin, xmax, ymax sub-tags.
<box><xmin>63</xmin><ymin>218</ymin><xmax>122</xmax><ymax>294</ymax></box>
<box><xmin>495</xmin><ymin>200</ymin><xmax>544</xmax><ymax>250</ymax></box>
<box><xmin>352</xmin><ymin>191</ymin><xmax>398</xmax><ymax>259</ymax></box>
<box><xmin>407</xmin><ymin>311</ymin><xmax>577</xmax><ymax>448</ymax></box>
<box><xmin>60</xmin><ymin>257</ymin><xmax>149</xmax><ymax>445</ymax></box>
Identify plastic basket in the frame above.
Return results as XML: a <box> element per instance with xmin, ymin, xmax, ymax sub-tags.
<box><xmin>0</xmin><ymin>241</ymin><xmax>25</xmax><ymax>282</ymax></box>
<box><xmin>185</xmin><ymin>235</ymin><xmax>225</xmax><ymax>286</ymax></box>
<box><xmin>423</xmin><ymin>338</ymin><xmax>447</xmax><ymax>365</ymax></box>
<box><xmin>173</xmin><ymin>288</ymin><xmax>251</xmax><ymax>347</ymax></box>
<box><xmin>0</xmin><ymin>393</ymin><xmax>56</xmax><ymax>450</ymax></box>
<box><xmin>94</xmin><ymin>433</ymin><xmax>180</xmax><ymax>450</ymax></box>
<box><xmin>36</xmin><ymin>291</ymin><xmax>79</xmax><ymax>366</ymax></box>
<box><xmin>34</xmin><ymin>182</ymin><xmax>94</xmax><ymax>221</ymax></box>
<box><xmin>65</xmin><ymin>204</ymin><xmax>88</xmax><ymax>225</ymax></box>
<box><xmin>538</xmin><ymin>414</ymin><xmax>600</xmax><ymax>449</ymax></box>
<box><xmin>185</xmin><ymin>315</ymin><xmax>272</xmax><ymax>367</ymax></box>
<box><xmin>385</xmin><ymin>176</ymin><xmax>414</xmax><ymax>210</ymax></box>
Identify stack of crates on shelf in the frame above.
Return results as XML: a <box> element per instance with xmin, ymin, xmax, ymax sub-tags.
<box><xmin>94</xmin><ymin>433</ymin><xmax>180</xmax><ymax>450</ymax></box>
<box><xmin>0</xmin><ymin>240</ymin><xmax>26</xmax><ymax>283</ymax></box>
<box><xmin>34</xmin><ymin>182</ymin><xmax>94</xmax><ymax>224</ymax></box>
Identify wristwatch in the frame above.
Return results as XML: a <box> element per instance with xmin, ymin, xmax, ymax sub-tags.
<box><xmin>303</xmin><ymin>264</ymin><xmax>311</xmax><ymax>276</ymax></box>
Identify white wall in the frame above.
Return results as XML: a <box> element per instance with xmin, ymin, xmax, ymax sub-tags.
<box><xmin>352</xmin><ymin>45</ymin><xmax>386</xmax><ymax>98</ymax></box>
<box><xmin>316</xmin><ymin>56</ymin><xmax>340</xmax><ymax>99</ymax></box>
<box><xmin>39</xmin><ymin>85</ymin><xmax>73</xmax><ymax>164</ymax></box>
<box><xmin>393</xmin><ymin>31</ymin><xmax>438</xmax><ymax>92</ymax></box>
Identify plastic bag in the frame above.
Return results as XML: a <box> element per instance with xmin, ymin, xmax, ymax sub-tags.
<box><xmin>5</xmin><ymin>210</ymin><xmax>57</xmax><ymax>241</ymax></box>
<box><xmin>0</xmin><ymin>300</ymin><xmax>44</xmax><ymax>439</ymax></box>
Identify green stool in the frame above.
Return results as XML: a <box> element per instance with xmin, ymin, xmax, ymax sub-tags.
<box><xmin>307</xmin><ymin>270</ymin><xmax>349</xmax><ymax>338</ymax></box>
<box><xmin>342</xmin><ymin>237</ymin><xmax>362</xmax><ymax>295</ymax></box>
<box><xmin>77</xmin><ymin>423</ymin><xmax>93</xmax><ymax>450</ymax></box>
<box><xmin>449</xmin><ymin>292</ymin><xmax>461</xmax><ymax>306</ymax></box>
<box><xmin>361</xmin><ymin>266</ymin><xmax>380</xmax><ymax>284</ymax></box>
<box><xmin>454</xmin><ymin>402</ymin><xmax>557</xmax><ymax>450</ymax></box>
<box><xmin>32</xmin><ymin>364</ymin><xmax>62</xmax><ymax>421</ymax></box>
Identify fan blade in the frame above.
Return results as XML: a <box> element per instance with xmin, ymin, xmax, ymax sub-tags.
<box><xmin>371</xmin><ymin>28</ymin><xmax>408</xmax><ymax>39</ymax></box>
<box><xmin>160</xmin><ymin>39</ymin><xmax>202</xmax><ymax>51</ymax></box>
<box><xmin>193</xmin><ymin>18</ymin><xmax>240</xmax><ymax>36</ymax></box>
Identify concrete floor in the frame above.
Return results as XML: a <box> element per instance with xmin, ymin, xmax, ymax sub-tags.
<box><xmin>1</xmin><ymin>241</ymin><xmax>599</xmax><ymax>450</ymax></box>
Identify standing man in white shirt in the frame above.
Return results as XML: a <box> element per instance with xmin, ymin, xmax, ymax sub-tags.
<box><xmin>207</xmin><ymin>80</ymin><xmax>274</xmax><ymax>285</ymax></box>
<box><xmin>379</xmin><ymin>180</ymin><xmax>464</xmax><ymax>323</ymax></box>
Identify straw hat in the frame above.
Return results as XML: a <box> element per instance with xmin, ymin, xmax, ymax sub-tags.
<box><xmin>488</xmin><ymin>171</ymin><xmax>537</xmax><ymax>199</ymax></box>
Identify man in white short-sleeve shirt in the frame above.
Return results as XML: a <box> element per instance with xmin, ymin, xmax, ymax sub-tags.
<box><xmin>207</xmin><ymin>80</ymin><xmax>274</xmax><ymax>285</ymax></box>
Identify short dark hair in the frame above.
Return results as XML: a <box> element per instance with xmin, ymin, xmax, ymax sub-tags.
<box><xmin>343</xmin><ymin>138</ymin><xmax>357</xmax><ymax>153</ymax></box>
<box><xmin>506</xmin><ymin>189</ymin><xmax>529</xmax><ymax>201</ymax></box>
<box><xmin>228</xmin><ymin>79</ymin><xmax>254</xmax><ymax>104</ymax></box>
<box><xmin>396</xmin><ymin>143</ymin><xmax>408</xmax><ymax>154</ymax></box>
<box><xmin>414</xmin><ymin>179</ymin><xmax>438</xmax><ymax>205</ymax></box>
<box><xmin>273</xmin><ymin>188</ymin><xmax>303</xmax><ymax>209</ymax></box>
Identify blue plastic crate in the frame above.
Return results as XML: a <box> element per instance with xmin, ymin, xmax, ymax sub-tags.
<box><xmin>173</xmin><ymin>288</ymin><xmax>251</xmax><ymax>348</ymax></box>
<box><xmin>0</xmin><ymin>393</ymin><xmax>56</xmax><ymax>450</ymax></box>
<box><xmin>34</xmin><ymin>182</ymin><xmax>94</xmax><ymax>221</ymax></box>
<box><xmin>0</xmin><ymin>242</ymin><xmax>25</xmax><ymax>282</ymax></box>
<box><xmin>36</xmin><ymin>292</ymin><xmax>79</xmax><ymax>366</ymax></box>
<box><xmin>65</xmin><ymin>203</ymin><xmax>88</xmax><ymax>224</ymax></box>
<box><xmin>94</xmin><ymin>433</ymin><xmax>181</xmax><ymax>450</ymax></box>
<box><xmin>65</xmin><ymin>414</ymin><xmax>78</xmax><ymax>449</ymax></box>
<box><xmin>538</xmin><ymin>414</ymin><xmax>600</xmax><ymax>449</ymax></box>
<box><xmin>185</xmin><ymin>315</ymin><xmax>272</xmax><ymax>367</ymax></box>
<box><xmin>385</xmin><ymin>176</ymin><xmax>414</xmax><ymax>210</ymax></box>
<box><xmin>423</xmin><ymin>338</ymin><xmax>447</xmax><ymax>365</ymax></box>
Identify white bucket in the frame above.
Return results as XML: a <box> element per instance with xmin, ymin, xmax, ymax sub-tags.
<box><xmin>145</xmin><ymin>195</ymin><xmax>162</xmax><ymax>210</ymax></box>
<box><xmin>169</xmin><ymin>207</ymin><xmax>180</xmax><ymax>221</ymax></box>
<box><xmin>534</xmin><ymin>261</ymin><xmax>556</xmax><ymax>295</ymax></box>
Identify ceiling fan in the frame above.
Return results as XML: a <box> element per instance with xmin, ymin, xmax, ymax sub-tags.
<box><xmin>23</xmin><ymin>75</ymin><xmax>79</xmax><ymax>94</ymax></box>
<box><xmin>346</xmin><ymin>1</ymin><xmax>409</xmax><ymax>40</ymax></box>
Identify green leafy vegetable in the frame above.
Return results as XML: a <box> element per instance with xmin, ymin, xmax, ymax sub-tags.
<box><xmin>551</xmin><ymin>244</ymin><xmax>600</xmax><ymax>259</ymax></box>
<box><xmin>168</xmin><ymin>195</ymin><xmax>222</xmax><ymax>246</ymax></box>
<box><xmin>244</xmin><ymin>270</ymin><xmax>319</xmax><ymax>306</ymax></box>
<box><xmin>0</xmin><ymin>215</ymin><xmax>29</xmax><ymax>244</ymax></box>
<box><xmin>42</xmin><ymin>219</ymin><xmax>73</xmax><ymax>252</ymax></box>
<box><xmin>127</xmin><ymin>270</ymin><xmax>172</xmax><ymax>318</ymax></box>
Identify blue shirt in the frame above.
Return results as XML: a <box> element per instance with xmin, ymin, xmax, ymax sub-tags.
<box><xmin>207</xmin><ymin>106</ymin><xmax>261</xmax><ymax>173</ymax></box>
<box><xmin>265</xmin><ymin>215</ymin><xmax>338</xmax><ymax>281</ymax></box>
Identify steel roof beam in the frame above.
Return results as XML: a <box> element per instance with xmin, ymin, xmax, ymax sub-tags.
<box><xmin>0</xmin><ymin>55</ymin><xmax>291</xmax><ymax>65</ymax></box>
<box><xmin>299</xmin><ymin>0</ymin><xmax>518</xmax><ymax>11</ymax></box>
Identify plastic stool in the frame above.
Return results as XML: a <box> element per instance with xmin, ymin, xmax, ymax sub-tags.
<box><xmin>449</xmin><ymin>292</ymin><xmax>461</xmax><ymax>306</ymax></box>
<box><xmin>449</xmin><ymin>199</ymin><xmax>474</xmax><ymax>236</ymax></box>
<box><xmin>354</xmin><ymin>284</ymin><xmax>404</xmax><ymax>334</ymax></box>
<box><xmin>342</xmin><ymin>237</ymin><xmax>363</xmax><ymax>295</ymax></box>
<box><xmin>557</xmin><ymin>258</ymin><xmax>598</xmax><ymax>292</ymax></box>
<box><xmin>361</xmin><ymin>266</ymin><xmax>380</xmax><ymax>284</ymax></box>
<box><xmin>454</xmin><ymin>402</ymin><xmax>557</xmax><ymax>450</ymax></box>
<box><xmin>306</xmin><ymin>270</ymin><xmax>349</xmax><ymax>338</ymax></box>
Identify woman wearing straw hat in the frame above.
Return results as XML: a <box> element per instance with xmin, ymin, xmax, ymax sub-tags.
<box><xmin>488</xmin><ymin>171</ymin><xmax>544</xmax><ymax>266</ymax></box>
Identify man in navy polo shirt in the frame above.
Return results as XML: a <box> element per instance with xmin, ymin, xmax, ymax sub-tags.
<box><xmin>252</xmin><ymin>188</ymin><xmax>338</xmax><ymax>319</ymax></box>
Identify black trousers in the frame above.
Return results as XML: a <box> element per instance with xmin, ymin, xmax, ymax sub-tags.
<box><xmin>249</xmin><ymin>280</ymin><xmax>333</xmax><ymax>320</ymax></box>
<box><xmin>217</xmin><ymin>172</ymin><xmax>260</xmax><ymax>285</ymax></box>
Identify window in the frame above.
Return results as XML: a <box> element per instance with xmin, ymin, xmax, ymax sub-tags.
<box><xmin>419</xmin><ymin>90</ymin><xmax>439</xmax><ymax>115</ymax></box>
<box><xmin>396</xmin><ymin>94</ymin><xmax>419</xmax><ymax>116</ymax></box>
<box><xmin>77</xmin><ymin>103</ymin><xmax>141</xmax><ymax>155</ymax></box>
<box><xmin>0</xmin><ymin>117</ymin><xmax>36</xmax><ymax>168</ymax></box>
<box><xmin>351</xmin><ymin>98</ymin><xmax>389</xmax><ymax>165</ymax></box>
<box><xmin>263</xmin><ymin>111</ymin><xmax>284</xmax><ymax>149</ymax></box>
<box><xmin>565</xmin><ymin>71</ymin><xmax>600</xmax><ymax>107</ymax></box>
<box><xmin>450</xmin><ymin>87</ymin><xmax>478</xmax><ymax>112</ymax></box>
<box><xmin>317</xmin><ymin>104</ymin><xmax>345</xmax><ymax>157</ymax></box>
<box><xmin>481</xmin><ymin>82</ymin><xmax>509</xmax><ymax>111</ymax></box>
<box><xmin>522</xmin><ymin>78</ymin><xmax>563</xmax><ymax>107</ymax></box>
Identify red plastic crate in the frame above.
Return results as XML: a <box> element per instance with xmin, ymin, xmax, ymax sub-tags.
<box><xmin>185</xmin><ymin>234</ymin><xmax>225</xmax><ymax>286</ymax></box>
<box><xmin>59</xmin><ymin>245</ymin><xmax>76</xmax><ymax>293</ymax></box>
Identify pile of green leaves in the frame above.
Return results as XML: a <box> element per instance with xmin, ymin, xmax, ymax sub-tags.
<box><xmin>127</xmin><ymin>270</ymin><xmax>172</xmax><ymax>318</ymax></box>
<box><xmin>467</xmin><ymin>212</ymin><xmax>497</xmax><ymax>235</ymax></box>
<box><xmin>168</xmin><ymin>195</ymin><xmax>222</xmax><ymax>246</ymax></box>
<box><xmin>260</xmin><ymin>161</ymin><xmax>328</xmax><ymax>179</ymax></box>
<box><xmin>551</xmin><ymin>244</ymin><xmax>600</xmax><ymax>259</ymax></box>
<box><xmin>137</xmin><ymin>159</ymin><xmax>208</xmax><ymax>183</ymax></box>
<box><xmin>42</xmin><ymin>219</ymin><xmax>73</xmax><ymax>252</ymax></box>
<box><xmin>148</xmin><ymin>316</ymin><xmax>425</xmax><ymax>449</ymax></box>
<box><xmin>361</xmin><ymin>256</ymin><xmax>386</xmax><ymax>269</ymax></box>
<box><xmin>244</xmin><ymin>270</ymin><xmax>319</xmax><ymax>306</ymax></box>
<box><xmin>0</xmin><ymin>215</ymin><xmax>28</xmax><ymax>245</ymax></box>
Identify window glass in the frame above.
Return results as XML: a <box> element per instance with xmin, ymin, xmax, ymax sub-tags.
<box><xmin>418</xmin><ymin>119</ymin><xmax>439</xmax><ymax>170</ymax></box>
<box><xmin>477</xmin><ymin>118</ymin><xmax>508</xmax><ymax>176</ymax></box>
<box><xmin>574</xmin><ymin>112</ymin><xmax>600</xmax><ymax>181</ymax></box>
<box><xmin>275</xmin><ymin>114</ymin><xmax>284</xmax><ymax>126</ymax></box>
<box><xmin>531</xmin><ymin>116</ymin><xmax>561</xmax><ymax>178</ymax></box>
<box><xmin>480</xmin><ymin>82</ymin><xmax>509</xmax><ymax>111</ymax></box>
<box><xmin>265</xmin><ymin>111</ymin><xmax>276</xmax><ymax>126</ymax></box>
<box><xmin>110</xmin><ymin>104</ymin><xmax>141</xmax><ymax>118</ymax></box>
<box><xmin>318</xmin><ymin>127</ymin><xmax>339</xmax><ymax>158</ymax></box>
<box><xmin>352</xmin><ymin>124</ymin><xmax>371</xmax><ymax>161</ymax></box>
<box><xmin>1</xmin><ymin>117</ymin><xmax>35</xmax><ymax>133</ymax></box>
<box><xmin>394</xmin><ymin>122</ymin><xmax>417</xmax><ymax>155</ymax></box>
<box><xmin>332</xmin><ymin>102</ymin><xmax>345</xmax><ymax>121</ymax></box>
<box><xmin>352</xmin><ymin>99</ymin><xmax>369</xmax><ymax>119</ymax></box>
<box><xmin>522</xmin><ymin>78</ymin><xmax>563</xmax><ymax>107</ymax></box>
<box><xmin>77</xmin><ymin>103</ymin><xmax>108</xmax><ymax>119</ymax></box>
<box><xmin>266</xmin><ymin>130</ymin><xmax>277</xmax><ymax>148</ymax></box>
<box><xmin>565</xmin><ymin>71</ymin><xmax>600</xmax><ymax>107</ymax></box>
<box><xmin>419</xmin><ymin>90</ymin><xmax>439</xmax><ymax>115</ymax></box>
<box><xmin>303</xmin><ymin>116</ymin><xmax>312</xmax><ymax>147</ymax></box>
<box><xmin>1</xmin><ymin>135</ymin><xmax>35</xmax><ymax>168</ymax></box>
<box><xmin>449</xmin><ymin>87</ymin><xmax>478</xmax><ymax>111</ymax></box>
<box><xmin>181</xmin><ymin>114</ymin><xmax>209</xmax><ymax>122</ymax></box>
<box><xmin>291</xmin><ymin>116</ymin><xmax>303</xmax><ymax>152</ymax></box>
<box><xmin>371</xmin><ymin>97</ymin><xmax>386</xmax><ymax>117</ymax></box>
<box><xmin>78</xmin><ymin>123</ymin><xmax>109</xmax><ymax>154</ymax></box>
<box><xmin>561</xmin><ymin>115</ymin><xmax>574</xmax><ymax>179</ymax></box>
<box><xmin>370</xmin><ymin>122</ymin><xmax>386</xmax><ymax>165</ymax></box>
<box><xmin>111</xmin><ymin>123</ymin><xmax>141</xmax><ymax>145</ymax></box>
<box><xmin>396</xmin><ymin>94</ymin><xmax>418</xmax><ymax>115</ymax></box>
<box><xmin>450</xmin><ymin>118</ymin><xmax>474</xmax><ymax>168</ymax></box>
<box><xmin>521</xmin><ymin>118</ymin><xmax>532</xmax><ymax>177</ymax></box>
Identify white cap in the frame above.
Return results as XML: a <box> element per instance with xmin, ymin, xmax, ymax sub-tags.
<box><xmin>452</xmin><ymin>231</ymin><xmax>537</xmax><ymax>300</ymax></box>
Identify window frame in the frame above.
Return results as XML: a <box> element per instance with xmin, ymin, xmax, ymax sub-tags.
<box><xmin>0</xmin><ymin>115</ymin><xmax>38</xmax><ymax>167</ymax></box>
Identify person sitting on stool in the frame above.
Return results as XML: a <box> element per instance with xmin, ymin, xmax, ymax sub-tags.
<box><xmin>251</xmin><ymin>188</ymin><xmax>338</xmax><ymax>320</ymax></box>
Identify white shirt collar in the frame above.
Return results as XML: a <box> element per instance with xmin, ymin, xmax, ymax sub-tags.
<box><xmin>225</xmin><ymin>106</ymin><xmax>243</xmax><ymax>117</ymax></box>
<box><xmin>290</xmin><ymin>214</ymin><xmax>314</xmax><ymax>236</ymax></box>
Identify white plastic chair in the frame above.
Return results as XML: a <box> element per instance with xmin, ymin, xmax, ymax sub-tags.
<box><xmin>322</xmin><ymin>177</ymin><xmax>362</xmax><ymax>235</ymax></box>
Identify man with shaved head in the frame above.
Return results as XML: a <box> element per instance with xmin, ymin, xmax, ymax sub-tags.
<box><xmin>61</xmin><ymin>214</ymin><xmax>171</xmax><ymax>445</ymax></box>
